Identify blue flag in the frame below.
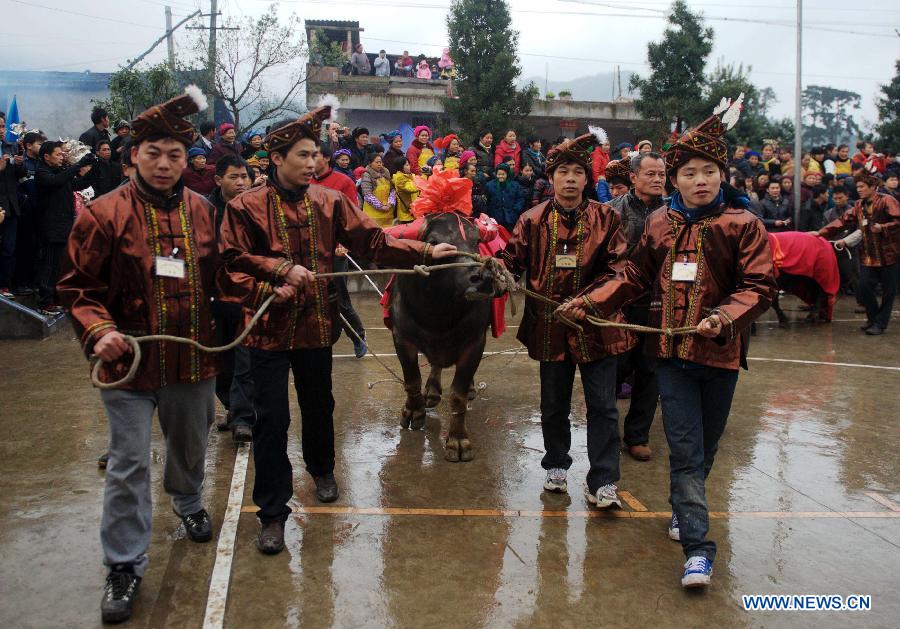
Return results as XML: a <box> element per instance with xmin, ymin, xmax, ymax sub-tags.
<box><xmin>4</xmin><ymin>95</ymin><xmax>19</xmax><ymax>143</ymax></box>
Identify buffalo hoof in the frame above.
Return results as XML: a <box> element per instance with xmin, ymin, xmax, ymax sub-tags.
<box><xmin>424</xmin><ymin>392</ymin><xmax>441</xmax><ymax>409</ymax></box>
<box><xmin>401</xmin><ymin>406</ymin><xmax>426</xmax><ymax>430</ymax></box>
<box><xmin>467</xmin><ymin>381</ymin><xmax>477</xmax><ymax>401</ymax></box>
<box><xmin>444</xmin><ymin>436</ymin><xmax>474</xmax><ymax>462</ymax></box>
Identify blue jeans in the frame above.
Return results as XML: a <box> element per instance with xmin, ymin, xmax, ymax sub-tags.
<box><xmin>539</xmin><ymin>356</ymin><xmax>620</xmax><ymax>493</ymax></box>
<box><xmin>656</xmin><ymin>359</ymin><xmax>738</xmax><ymax>561</ymax></box>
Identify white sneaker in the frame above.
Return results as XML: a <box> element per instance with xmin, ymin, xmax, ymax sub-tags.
<box><xmin>584</xmin><ymin>483</ymin><xmax>622</xmax><ymax>509</ymax></box>
<box><xmin>543</xmin><ymin>468</ymin><xmax>568</xmax><ymax>493</ymax></box>
<box><xmin>668</xmin><ymin>513</ymin><xmax>680</xmax><ymax>541</ymax></box>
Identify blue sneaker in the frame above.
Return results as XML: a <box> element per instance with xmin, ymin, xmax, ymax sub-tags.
<box><xmin>681</xmin><ymin>556</ymin><xmax>712</xmax><ymax>588</ymax></box>
<box><xmin>352</xmin><ymin>334</ymin><xmax>368</xmax><ymax>358</ymax></box>
<box><xmin>668</xmin><ymin>513</ymin><xmax>680</xmax><ymax>541</ymax></box>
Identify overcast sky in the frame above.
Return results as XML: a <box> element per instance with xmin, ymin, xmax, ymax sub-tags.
<box><xmin>4</xmin><ymin>0</ymin><xmax>898</xmax><ymax>127</ymax></box>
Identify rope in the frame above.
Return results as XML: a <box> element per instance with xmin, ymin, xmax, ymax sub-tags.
<box><xmin>90</xmin><ymin>251</ymin><xmax>697</xmax><ymax>390</ymax></box>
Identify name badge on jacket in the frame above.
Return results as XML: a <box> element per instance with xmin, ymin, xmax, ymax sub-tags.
<box><xmin>555</xmin><ymin>255</ymin><xmax>577</xmax><ymax>268</ymax></box>
<box><xmin>155</xmin><ymin>257</ymin><xmax>186</xmax><ymax>279</ymax></box>
<box><xmin>672</xmin><ymin>262</ymin><xmax>698</xmax><ymax>282</ymax></box>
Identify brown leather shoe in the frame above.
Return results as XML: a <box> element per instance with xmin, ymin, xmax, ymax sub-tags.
<box><xmin>256</xmin><ymin>521</ymin><xmax>285</xmax><ymax>555</ymax></box>
<box><xmin>628</xmin><ymin>444</ymin><xmax>651</xmax><ymax>461</ymax></box>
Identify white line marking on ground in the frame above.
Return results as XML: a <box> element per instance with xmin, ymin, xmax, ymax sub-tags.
<box><xmin>202</xmin><ymin>445</ymin><xmax>250</xmax><ymax>629</ymax></box>
<box><xmin>864</xmin><ymin>491</ymin><xmax>900</xmax><ymax>511</ymax></box>
<box><xmin>747</xmin><ymin>357</ymin><xmax>900</xmax><ymax>371</ymax></box>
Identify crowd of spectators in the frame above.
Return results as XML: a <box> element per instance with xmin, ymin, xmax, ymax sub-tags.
<box><xmin>345</xmin><ymin>43</ymin><xmax>458</xmax><ymax>81</ymax></box>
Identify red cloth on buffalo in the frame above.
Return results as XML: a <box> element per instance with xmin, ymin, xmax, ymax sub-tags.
<box><xmin>379</xmin><ymin>215</ymin><xmax>508</xmax><ymax>337</ymax></box>
<box><xmin>768</xmin><ymin>231</ymin><xmax>840</xmax><ymax>320</ymax></box>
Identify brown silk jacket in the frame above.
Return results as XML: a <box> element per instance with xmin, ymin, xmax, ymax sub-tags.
<box><xmin>218</xmin><ymin>180</ymin><xmax>430</xmax><ymax>351</ymax></box>
<box><xmin>818</xmin><ymin>192</ymin><xmax>900</xmax><ymax>267</ymax></box>
<box><xmin>580</xmin><ymin>204</ymin><xmax>776</xmax><ymax>371</ymax></box>
<box><xmin>500</xmin><ymin>199</ymin><xmax>636</xmax><ymax>363</ymax></box>
<box><xmin>57</xmin><ymin>179</ymin><xmax>221</xmax><ymax>390</ymax></box>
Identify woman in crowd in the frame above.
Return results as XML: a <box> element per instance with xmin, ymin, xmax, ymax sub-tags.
<box><xmin>439</xmin><ymin>134</ymin><xmax>464</xmax><ymax>171</ymax></box>
<box><xmin>391</xmin><ymin>157</ymin><xmax>419</xmax><ymax>224</ymax></box>
<box><xmin>333</xmin><ymin>148</ymin><xmax>354</xmax><ymax>180</ymax></box>
<box><xmin>383</xmin><ymin>131</ymin><xmax>405</xmax><ymax>174</ymax></box>
<box><xmin>485</xmin><ymin>163</ymin><xmax>525</xmax><ymax>231</ymax></box>
<box><xmin>406</xmin><ymin>125</ymin><xmax>435</xmax><ymax>175</ymax></box>
<box><xmin>242</xmin><ymin>131</ymin><xmax>264</xmax><ymax>159</ymax></box>
<box><xmin>521</xmin><ymin>137</ymin><xmax>546</xmax><ymax>180</ymax></box>
<box><xmin>351</xmin><ymin>44</ymin><xmax>371</xmax><ymax>75</ymax></box>
<box><xmin>360</xmin><ymin>153</ymin><xmax>395</xmax><ymax>227</ymax></box>
<box><xmin>493</xmin><ymin>129</ymin><xmax>522</xmax><ymax>172</ymax></box>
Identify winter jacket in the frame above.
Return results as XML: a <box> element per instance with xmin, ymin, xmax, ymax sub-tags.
<box><xmin>591</xmin><ymin>147</ymin><xmax>610</xmax><ymax>183</ymax></box>
<box><xmin>533</xmin><ymin>178</ymin><xmax>554</xmax><ymax>207</ymax></box>
<box><xmin>515</xmin><ymin>174</ymin><xmax>536</xmax><ymax>209</ymax></box>
<box><xmin>78</xmin><ymin>126</ymin><xmax>111</xmax><ymax>152</ymax></box>
<box><xmin>109</xmin><ymin>135</ymin><xmax>128</xmax><ymax>164</ymax></box>
<box><xmin>374</xmin><ymin>55</ymin><xmax>390</xmax><ymax>77</ymax></box>
<box><xmin>207</xmin><ymin>140</ymin><xmax>242</xmax><ymax>165</ymax></box>
<box><xmin>347</xmin><ymin>142</ymin><xmax>374</xmax><ymax>170</ymax></box>
<box><xmin>797</xmin><ymin>198</ymin><xmax>828</xmax><ymax>232</ymax></box>
<box><xmin>521</xmin><ymin>147</ymin><xmax>547</xmax><ymax>179</ymax></box>
<box><xmin>406</xmin><ymin>140</ymin><xmax>435</xmax><ymax>175</ymax></box>
<box><xmin>729</xmin><ymin>158</ymin><xmax>752</xmax><ymax>179</ymax></box>
<box><xmin>485</xmin><ymin>178</ymin><xmax>525</xmax><ymax>230</ymax></box>
<box><xmin>493</xmin><ymin>139</ymin><xmax>522</xmax><ymax>172</ymax></box>
<box><xmin>182</xmin><ymin>164</ymin><xmax>217</xmax><ymax>196</ymax></box>
<box><xmin>351</xmin><ymin>51</ymin><xmax>371</xmax><ymax>75</ymax></box>
<box><xmin>87</xmin><ymin>158</ymin><xmax>124</xmax><ymax>199</ymax></box>
<box><xmin>0</xmin><ymin>144</ymin><xmax>26</xmax><ymax>216</ymax></box>
<box><xmin>35</xmin><ymin>160</ymin><xmax>91</xmax><ymax>243</ymax></box>
<box><xmin>470</xmin><ymin>143</ymin><xmax>494</xmax><ymax>179</ymax></box>
<box><xmin>192</xmin><ymin>136</ymin><xmax>214</xmax><ymax>156</ymax></box>
<box><xmin>760</xmin><ymin>195</ymin><xmax>792</xmax><ymax>232</ymax></box>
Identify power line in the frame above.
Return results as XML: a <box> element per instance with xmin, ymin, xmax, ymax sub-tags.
<box><xmin>12</xmin><ymin>0</ymin><xmax>162</xmax><ymax>30</ymax></box>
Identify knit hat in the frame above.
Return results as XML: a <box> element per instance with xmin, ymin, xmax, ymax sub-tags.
<box><xmin>636</xmin><ymin>139</ymin><xmax>652</xmax><ymax>151</ymax></box>
<box><xmin>130</xmin><ymin>84</ymin><xmax>208</xmax><ymax>147</ymax></box>
<box><xmin>413</xmin><ymin>125</ymin><xmax>431</xmax><ymax>139</ymax></box>
<box><xmin>114</xmin><ymin>120</ymin><xmax>131</xmax><ymax>131</ymax></box>
<box><xmin>265</xmin><ymin>106</ymin><xmax>331</xmax><ymax>152</ymax></box>
<box><xmin>333</xmin><ymin>148</ymin><xmax>351</xmax><ymax>161</ymax></box>
<box><xmin>545</xmin><ymin>133</ymin><xmax>597</xmax><ymax>176</ymax></box>
<box><xmin>352</xmin><ymin>126</ymin><xmax>369</xmax><ymax>139</ymax></box>
<box><xmin>245</xmin><ymin>129</ymin><xmax>264</xmax><ymax>141</ymax></box>
<box><xmin>459</xmin><ymin>150</ymin><xmax>476</xmax><ymax>165</ymax></box>
<box><xmin>494</xmin><ymin>163</ymin><xmax>512</xmax><ymax>176</ymax></box>
<box><xmin>744</xmin><ymin>150</ymin><xmax>761</xmax><ymax>160</ymax></box>
<box><xmin>382</xmin><ymin>129</ymin><xmax>401</xmax><ymax>140</ymax></box>
<box><xmin>188</xmin><ymin>147</ymin><xmax>206</xmax><ymax>159</ymax></box>
<box><xmin>665</xmin><ymin>94</ymin><xmax>744</xmax><ymax>175</ymax></box>
<box><xmin>218</xmin><ymin>123</ymin><xmax>235</xmax><ymax>135</ymax></box>
<box><xmin>253</xmin><ymin>150</ymin><xmax>268</xmax><ymax>159</ymax></box>
<box><xmin>614</xmin><ymin>142</ymin><xmax>632</xmax><ymax>152</ymax></box>
<box><xmin>434</xmin><ymin>133</ymin><xmax>459</xmax><ymax>150</ymax></box>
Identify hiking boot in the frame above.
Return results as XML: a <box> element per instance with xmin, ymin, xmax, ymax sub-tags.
<box><xmin>584</xmin><ymin>483</ymin><xmax>622</xmax><ymax>509</ymax></box>
<box><xmin>232</xmin><ymin>423</ymin><xmax>252</xmax><ymax>444</ymax></box>
<box><xmin>257</xmin><ymin>521</ymin><xmax>285</xmax><ymax>555</ymax></box>
<box><xmin>314</xmin><ymin>473</ymin><xmax>340</xmax><ymax>503</ymax></box>
<box><xmin>668</xmin><ymin>513</ymin><xmax>680</xmax><ymax>541</ymax></box>
<box><xmin>179</xmin><ymin>508</ymin><xmax>213</xmax><ymax>543</ymax></box>
<box><xmin>542</xmin><ymin>468</ymin><xmax>568</xmax><ymax>493</ymax></box>
<box><xmin>101</xmin><ymin>565</ymin><xmax>141</xmax><ymax>623</ymax></box>
<box><xmin>681</xmin><ymin>556</ymin><xmax>713</xmax><ymax>588</ymax></box>
<box><xmin>98</xmin><ymin>452</ymin><xmax>109</xmax><ymax>470</ymax></box>
<box><xmin>627</xmin><ymin>444</ymin><xmax>651</xmax><ymax>461</ymax></box>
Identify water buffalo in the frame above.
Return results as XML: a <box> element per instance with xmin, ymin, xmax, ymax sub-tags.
<box><xmin>388</xmin><ymin>212</ymin><xmax>498</xmax><ymax>462</ymax></box>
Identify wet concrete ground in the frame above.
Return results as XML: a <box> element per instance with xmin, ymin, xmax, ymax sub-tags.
<box><xmin>1</xmin><ymin>294</ymin><xmax>898</xmax><ymax>627</ymax></box>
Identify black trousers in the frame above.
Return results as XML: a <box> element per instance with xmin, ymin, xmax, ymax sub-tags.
<box><xmin>250</xmin><ymin>346</ymin><xmax>335</xmax><ymax>523</ymax></box>
<box><xmin>333</xmin><ymin>256</ymin><xmax>365</xmax><ymax>340</ymax></box>
<box><xmin>13</xmin><ymin>208</ymin><xmax>38</xmax><ymax>290</ymax></box>
<box><xmin>213</xmin><ymin>301</ymin><xmax>255</xmax><ymax>428</ymax></box>
<box><xmin>859</xmin><ymin>263</ymin><xmax>898</xmax><ymax>330</ymax></box>
<box><xmin>37</xmin><ymin>241</ymin><xmax>65</xmax><ymax>307</ymax></box>
<box><xmin>616</xmin><ymin>306</ymin><xmax>658</xmax><ymax>446</ymax></box>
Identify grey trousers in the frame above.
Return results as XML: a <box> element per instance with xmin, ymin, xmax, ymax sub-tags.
<box><xmin>99</xmin><ymin>378</ymin><xmax>215</xmax><ymax>576</ymax></box>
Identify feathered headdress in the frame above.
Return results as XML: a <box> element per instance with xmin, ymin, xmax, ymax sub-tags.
<box><xmin>546</xmin><ymin>133</ymin><xmax>598</xmax><ymax>176</ymax></box>
<box><xmin>130</xmin><ymin>84</ymin><xmax>208</xmax><ymax>146</ymax></box>
<box><xmin>665</xmin><ymin>93</ymin><xmax>744</xmax><ymax>173</ymax></box>
<box><xmin>265</xmin><ymin>106</ymin><xmax>331</xmax><ymax>152</ymax></box>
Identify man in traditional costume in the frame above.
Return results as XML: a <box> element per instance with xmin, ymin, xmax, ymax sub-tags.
<box><xmin>218</xmin><ymin>106</ymin><xmax>457</xmax><ymax>555</ymax></box>
<box><xmin>499</xmin><ymin>133</ymin><xmax>635</xmax><ymax>509</ymax></box>
<box><xmin>560</xmin><ymin>95</ymin><xmax>777</xmax><ymax>588</ymax></box>
<box><xmin>57</xmin><ymin>86</ymin><xmax>219</xmax><ymax>623</ymax></box>
<box><xmin>815</xmin><ymin>169</ymin><xmax>900</xmax><ymax>335</ymax></box>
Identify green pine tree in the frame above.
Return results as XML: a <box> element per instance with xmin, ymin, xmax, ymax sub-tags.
<box><xmin>629</xmin><ymin>0</ymin><xmax>714</xmax><ymax>134</ymax></box>
<box><xmin>444</xmin><ymin>0</ymin><xmax>536</xmax><ymax>142</ymax></box>
<box><xmin>874</xmin><ymin>59</ymin><xmax>900</xmax><ymax>152</ymax></box>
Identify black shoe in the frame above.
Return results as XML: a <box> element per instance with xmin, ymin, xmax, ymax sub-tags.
<box><xmin>179</xmin><ymin>508</ymin><xmax>213</xmax><ymax>542</ymax></box>
<box><xmin>216</xmin><ymin>410</ymin><xmax>233</xmax><ymax>432</ymax></box>
<box><xmin>232</xmin><ymin>423</ymin><xmax>252</xmax><ymax>444</ymax></box>
<box><xmin>98</xmin><ymin>452</ymin><xmax>109</xmax><ymax>470</ymax></box>
<box><xmin>860</xmin><ymin>321</ymin><xmax>872</xmax><ymax>331</ymax></box>
<box><xmin>314</xmin><ymin>473</ymin><xmax>340</xmax><ymax>503</ymax></box>
<box><xmin>39</xmin><ymin>304</ymin><xmax>64</xmax><ymax>317</ymax></box>
<box><xmin>864</xmin><ymin>325</ymin><xmax>884</xmax><ymax>336</ymax></box>
<box><xmin>12</xmin><ymin>287</ymin><xmax>34</xmax><ymax>297</ymax></box>
<box><xmin>101</xmin><ymin>566</ymin><xmax>141</xmax><ymax>624</ymax></box>
<box><xmin>256</xmin><ymin>520</ymin><xmax>285</xmax><ymax>555</ymax></box>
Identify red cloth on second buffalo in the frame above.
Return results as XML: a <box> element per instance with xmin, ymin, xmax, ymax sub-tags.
<box><xmin>768</xmin><ymin>231</ymin><xmax>840</xmax><ymax>320</ymax></box>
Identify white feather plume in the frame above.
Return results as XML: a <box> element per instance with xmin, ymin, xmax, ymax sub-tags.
<box><xmin>625</xmin><ymin>150</ymin><xmax>640</xmax><ymax>161</ymax></box>
<box><xmin>316</xmin><ymin>93</ymin><xmax>341</xmax><ymax>123</ymax></box>
<box><xmin>721</xmin><ymin>92</ymin><xmax>745</xmax><ymax>131</ymax></box>
<box><xmin>712</xmin><ymin>96</ymin><xmax>731</xmax><ymax>116</ymax></box>
<box><xmin>588</xmin><ymin>125</ymin><xmax>608</xmax><ymax>145</ymax></box>
<box><xmin>183</xmin><ymin>84</ymin><xmax>208</xmax><ymax>112</ymax></box>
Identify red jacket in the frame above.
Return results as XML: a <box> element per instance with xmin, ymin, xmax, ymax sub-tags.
<box><xmin>406</xmin><ymin>140</ymin><xmax>435</xmax><ymax>175</ymax></box>
<box><xmin>182</xmin><ymin>165</ymin><xmax>216</xmax><ymax>196</ymax></box>
<box><xmin>313</xmin><ymin>168</ymin><xmax>358</xmax><ymax>203</ymax></box>
<box><xmin>591</xmin><ymin>147</ymin><xmax>610</xmax><ymax>182</ymax></box>
<box><xmin>493</xmin><ymin>140</ymin><xmax>522</xmax><ymax>172</ymax></box>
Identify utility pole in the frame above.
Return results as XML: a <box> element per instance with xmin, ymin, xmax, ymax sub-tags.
<box><xmin>793</xmin><ymin>0</ymin><xmax>803</xmax><ymax>224</ymax></box>
<box><xmin>165</xmin><ymin>6</ymin><xmax>176</xmax><ymax>68</ymax></box>
<box><xmin>124</xmin><ymin>9</ymin><xmax>200</xmax><ymax>71</ymax></box>
<box><xmin>207</xmin><ymin>0</ymin><xmax>218</xmax><ymax>123</ymax></box>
